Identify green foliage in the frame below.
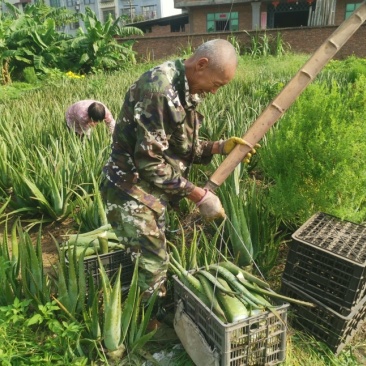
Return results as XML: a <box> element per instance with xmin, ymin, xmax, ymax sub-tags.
<box><xmin>67</xmin><ymin>7</ymin><xmax>143</xmax><ymax>74</ymax></box>
<box><xmin>23</xmin><ymin>66</ymin><xmax>39</xmax><ymax>84</ymax></box>
<box><xmin>0</xmin><ymin>1</ymin><xmax>143</xmax><ymax>81</ymax></box>
<box><xmin>54</xmin><ymin>242</ymin><xmax>87</xmax><ymax>318</ymax></box>
<box><xmin>177</xmin><ymin>40</ymin><xmax>194</xmax><ymax>58</ymax></box>
<box><xmin>227</xmin><ymin>34</ymin><xmax>242</xmax><ymax>55</ymax></box>
<box><xmin>218</xmin><ymin>170</ymin><xmax>284</xmax><ymax>273</ymax></box>
<box><xmin>259</xmin><ymin>75</ymin><xmax>366</xmax><ymax>225</ymax></box>
<box><xmin>167</xmin><ymin>219</ymin><xmax>230</xmax><ymax>272</ymax></box>
<box><xmin>285</xmin><ymin>330</ymin><xmax>363</xmax><ymax>366</ymax></box>
<box><xmin>0</xmin><ymin>81</ymin><xmax>40</xmax><ymax>100</ymax></box>
<box><xmin>0</xmin><ymin>298</ymin><xmax>88</xmax><ymax>365</ymax></box>
<box><xmin>0</xmin><ymin>220</ymin><xmax>21</xmax><ymax>306</ymax></box>
<box><xmin>243</xmin><ymin>31</ymin><xmax>290</xmax><ymax>58</ymax></box>
<box><xmin>0</xmin><ymin>218</ymin><xmax>161</xmax><ymax>363</ymax></box>
<box><xmin>17</xmin><ymin>222</ymin><xmax>52</xmax><ymax>305</ymax></box>
<box><xmin>1</xmin><ymin>1</ymin><xmax>74</xmax><ymax>79</ymax></box>
<box><xmin>0</xmin><ymin>90</ymin><xmax>112</xmax><ymax>222</ymax></box>
<box><xmin>0</xmin><ymin>219</ymin><xmax>52</xmax><ymax>306</ymax></box>
<box><xmin>70</xmin><ymin>176</ymin><xmax>108</xmax><ymax>232</ymax></box>
<box><xmin>324</xmin><ymin>55</ymin><xmax>366</xmax><ymax>83</ymax></box>
<box><xmin>0</xmin><ymin>50</ymin><xmax>365</xmax><ymax>365</ymax></box>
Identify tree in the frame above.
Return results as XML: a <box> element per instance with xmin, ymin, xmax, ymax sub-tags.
<box><xmin>67</xmin><ymin>7</ymin><xmax>143</xmax><ymax>73</ymax></box>
<box><xmin>1</xmin><ymin>1</ymin><xmax>75</xmax><ymax>81</ymax></box>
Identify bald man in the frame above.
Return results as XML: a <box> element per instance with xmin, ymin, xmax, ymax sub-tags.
<box><xmin>100</xmin><ymin>39</ymin><xmax>255</xmax><ymax>304</ymax></box>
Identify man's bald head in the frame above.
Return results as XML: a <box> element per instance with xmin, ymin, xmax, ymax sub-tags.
<box><xmin>184</xmin><ymin>39</ymin><xmax>238</xmax><ymax>96</ymax></box>
<box><xmin>190</xmin><ymin>39</ymin><xmax>238</xmax><ymax>73</ymax></box>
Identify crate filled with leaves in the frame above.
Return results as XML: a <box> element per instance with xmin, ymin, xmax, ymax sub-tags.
<box><xmin>61</xmin><ymin>224</ymin><xmax>134</xmax><ymax>289</ymax></box>
<box><xmin>282</xmin><ymin>212</ymin><xmax>366</xmax><ymax>315</ymax></box>
<box><xmin>171</xmin><ymin>260</ymin><xmax>313</xmax><ymax>366</ymax></box>
<box><xmin>281</xmin><ymin>279</ymin><xmax>366</xmax><ymax>355</ymax></box>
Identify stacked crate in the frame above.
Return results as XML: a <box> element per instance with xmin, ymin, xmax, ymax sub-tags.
<box><xmin>281</xmin><ymin>212</ymin><xmax>366</xmax><ymax>354</ymax></box>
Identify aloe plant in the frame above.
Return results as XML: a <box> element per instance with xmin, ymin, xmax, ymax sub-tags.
<box><xmin>17</xmin><ymin>222</ymin><xmax>52</xmax><ymax>305</ymax></box>
<box><xmin>93</xmin><ymin>255</ymin><xmax>157</xmax><ymax>360</ymax></box>
<box><xmin>53</xmin><ymin>242</ymin><xmax>87</xmax><ymax>318</ymax></box>
<box><xmin>218</xmin><ymin>171</ymin><xmax>284</xmax><ymax>273</ymax></box>
<box><xmin>0</xmin><ymin>219</ymin><xmax>21</xmax><ymax>305</ymax></box>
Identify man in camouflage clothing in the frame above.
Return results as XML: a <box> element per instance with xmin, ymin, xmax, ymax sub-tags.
<box><xmin>101</xmin><ymin>39</ymin><xmax>256</xmax><ymax>301</ymax></box>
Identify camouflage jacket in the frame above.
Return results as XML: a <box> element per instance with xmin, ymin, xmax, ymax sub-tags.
<box><xmin>102</xmin><ymin>59</ymin><xmax>214</xmax><ymax>213</ymax></box>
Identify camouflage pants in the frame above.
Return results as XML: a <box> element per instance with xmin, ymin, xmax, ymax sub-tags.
<box><xmin>100</xmin><ymin>180</ymin><xmax>169</xmax><ymax>301</ymax></box>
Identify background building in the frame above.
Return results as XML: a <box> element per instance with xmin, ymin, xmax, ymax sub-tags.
<box><xmin>3</xmin><ymin>0</ymin><xmax>181</xmax><ymax>35</ymax></box>
<box><xmin>173</xmin><ymin>0</ymin><xmax>358</xmax><ymax>32</ymax></box>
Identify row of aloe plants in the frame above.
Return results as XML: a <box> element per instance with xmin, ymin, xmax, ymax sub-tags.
<box><xmin>1</xmin><ymin>52</ymin><xmax>366</xmax><ymax>363</ymax></box>
<box><xmin>2</xmin><ymin>52</ymin><xmax>366</xmax><ymax>263</ymax></box>
<box><xmin>0</xmin><ymin>218</ymin><xmax>159</xmax><ymax>364</ymax></box>
<box><xmin>1</xmin><ymin>217</ymin><xmax>359</xmax><ymax>365</ymax></box>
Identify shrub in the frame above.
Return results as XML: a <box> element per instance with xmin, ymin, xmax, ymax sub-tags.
<box><xmin>259</xmin><ymin>75</ymin><xmax>366</xmax><ymax>226</ymax></box>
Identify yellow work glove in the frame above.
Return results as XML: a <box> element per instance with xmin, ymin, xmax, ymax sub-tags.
<box><xmin>196</xmin><ymin>189</ymin><xmax>226</xmax><ymax>222</ymax></box>
<box><xmin>219</xmin><ymin>137</ymin><xmax>260</xmax><ymax>164</ymax></box>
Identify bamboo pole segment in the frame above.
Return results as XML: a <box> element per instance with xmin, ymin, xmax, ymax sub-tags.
<box><xmin>205</xmin><ymin>1</ymin><xmax>366</xmax><ymax>192</ymax></box>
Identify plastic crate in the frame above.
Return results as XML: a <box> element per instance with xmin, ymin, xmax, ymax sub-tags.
<box><xmin>81</xmin><ymin>250</ymin><xmax>134</xmax><ymax>289</ymax></box>
<box><xmin>282</xmin><ymin>212</ymin><xmax>366</xmax><ymax>315</ymax></box>
<box><xmin>281</xmin><ymin>279</ymin><xmax>366</xmax><ymax>355</ymax></box>
<box><xmin>173</xmin><ymin>275</ymin><xmax>289</xmax><ymax>366</ymax></box>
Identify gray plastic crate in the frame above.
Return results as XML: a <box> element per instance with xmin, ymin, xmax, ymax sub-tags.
<box><xmin>281</xmin><ymin>279</ymin><xmax>366</xmax><ymax>355</ymax></box>
<box><xmin>282</xmin><ymin>212</ymin><xmax>366</xmax><ymax>315</ymax></box>
<box><xmin>66</xmin><ymin>249</ymin><xmax>134</xmax><ymax>291</ymax></box>
<box><xmin>83</xmin><ymin>249</ymin><xmax>134</xmax><ymax>288</ymax></box>
<box><xmin>174</xmin><ymin>275</ymin><xmax>289</xmax><ymax>366</ymax></box>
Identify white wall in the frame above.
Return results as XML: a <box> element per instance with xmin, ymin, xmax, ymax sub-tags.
<box><xmin>159</xmin><ymin>0</ymin><xmax>182</xmax><ymax>18</ymax></box>
<box><xmin>120</xmin><ymin>0</ymin><xmax>181</xmax><ymax>19</ymax></box>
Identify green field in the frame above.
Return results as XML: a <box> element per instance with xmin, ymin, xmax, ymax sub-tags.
<box><xmin>1</xmin><ymin>52</ymin><xmax>366</xmax><ymax>365</ymax></box>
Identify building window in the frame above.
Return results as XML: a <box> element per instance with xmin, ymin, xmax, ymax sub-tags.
<box><xmin>171</xmin><ymin>23</ymin><xmax>185</xmax><ymax>32</ymax></box>
<box><xmin>142</xmin><ymin>5</ymin><xmax>157</xmax><ymax>19</ymax></box>
<box><xmin>345</xmin><ymin>3</ymin><xmax>362</xmax><ymax>19</ymax></box>
<box><xmin>50</xmin><ymin>0</ymin><xmax>61</xmax><ymax>7</ymax></box>
<box><xmin>84</xmin><ymin>0</ymin><xmax>95</xmax><ymax>4</ymax></box>
<box><xmin>207</xmin><ymin>12</ymin><xmax>238</xmax><ymax>32</ymax></box>
<box><xmin>122</xmin><ymin>6</ymin><xmax>136</xmax><ymax>20</ymax></box>
<box><xmin>66</xmin><ymin>0</ymin><xmax>75</xmax><ymax>6</ymax></box>
<box><xmin>103</xmin><ymin>9</ymin><xmax>116</xmax><ymax>21</ymax></box>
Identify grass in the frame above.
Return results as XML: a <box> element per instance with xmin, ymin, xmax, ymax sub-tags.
<box><xmin>0</xmin><ymin>82</ymin><xmax>41</xmax><ymax>101</ymax></box>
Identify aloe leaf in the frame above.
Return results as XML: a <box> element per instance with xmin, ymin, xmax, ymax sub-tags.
<box><xmin>21</xmin><ymin>175</ymin><xmax>57</xmax><ymax>219</ymax></box>
<box><xmin>121</xmin><ymin>256</ymin><xmax>139</xmax><ymax>342</ymax></box>
<box><xmin>103</xmin><ymin>266</ymin><xmax>122</xmax><ymax>351</ymax></box>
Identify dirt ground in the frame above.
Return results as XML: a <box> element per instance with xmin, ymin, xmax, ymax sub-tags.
<box><xmin>33</xmin><ymin>219</ymin><xmax>77</xmax><ymax>272</ymax></box>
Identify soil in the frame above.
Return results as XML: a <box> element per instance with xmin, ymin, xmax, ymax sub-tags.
<box><xmin>34</xmin><ymin>219</ymin><xmax>77</xmax><ymax>272</ymax></box>
<box><xmin>0</xmin><ymin>218</ymin><xmax>77</xmax><ymax>273</ymax></box>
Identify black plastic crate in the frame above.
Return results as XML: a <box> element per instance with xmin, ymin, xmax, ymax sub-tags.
<box><xmin>174</xmin><ymin>275</ymin><xmax>289</xmax><ymax>366</ymax></box>
<box><xmin>282</xmin><ymin>212</ymin><xmax>366</xmax><ymax>315</ymax></box>
<box><xmin>81</xmin><ymin>250</ymin><xmax>134</xmax><ymax>289</ymax></box>
<box><xmin>281</xmin><ymin>279</ymin><xmax>366</xmax><ymax>355</ymax></box>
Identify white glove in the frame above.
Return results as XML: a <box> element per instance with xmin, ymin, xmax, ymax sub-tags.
<box><xmin>196</xmin><ymin>189</ymin><xmax>226</xmax><ymax>222</ymax></box>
